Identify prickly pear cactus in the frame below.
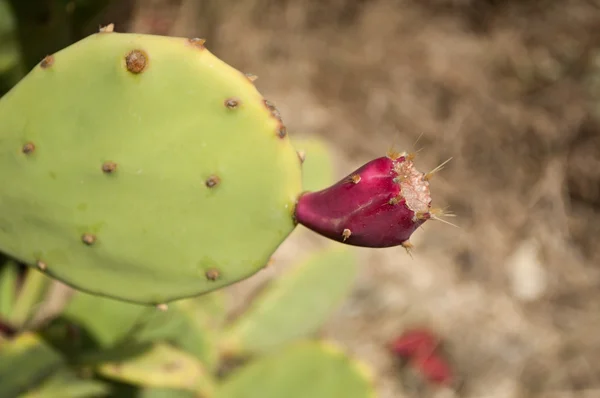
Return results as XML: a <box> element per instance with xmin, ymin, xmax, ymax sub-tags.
<box><xmin>221</xmin><ymin>245</ymin><xmax>359</xmax><ymax>356</ymax></box>
<box><xmin>0</xmin><ymin>29</ymin><xmax>302</xmax><ymax>304</ymax></box>
<box><xmin>216</xmin><ymin>341</ymin><xmax>376</xmax><ymax>398</ymax></box>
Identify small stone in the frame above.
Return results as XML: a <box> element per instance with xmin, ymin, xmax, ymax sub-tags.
<box><xmin>81</xmin><ymin>233</ymin><xmax>96</xmax><ymax>245</ymax></box>
<box><xmin>205</xmin><ymin>268</ymin><xmax>220</xmax><ymax>281</ymax></box>
<box><xmin>508</xmin><ymin>238</ymin><xmax>547</xmax><ymax>302</ymax></box>
<box><xmin>125</xmin><ymin>50</ymin><xmax>147</xmax><ymax>74</ymax></box>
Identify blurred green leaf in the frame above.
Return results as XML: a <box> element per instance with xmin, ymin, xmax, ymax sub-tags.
<box><xmin>0</xmin><ymin>332</ymin><xmax>65</xmax><ymax>397</ymax></box>
<box><xmin>0</xmin><ymin>259</ymin><xmax>18</xmax><ymax>319</ymax></box>
<box><xmin>92</xmin><ymin>343</ymin><xmax>215</xmax><ymax>395</ymax></box>
<box><xmin>216</xmin><ymin>341</ymin><xmax>376</xmax><ymax>398</ymax></box>
<box><xmin>62</xmin><ymin>291</ymin><xmax>150</xmax><ymax>348</ymax></box>
<box><xmin>221</xmin><ymin>245</ymin><xmax>359</xmax><ymax>355</ymax></box>
<box><xmin>9</xmin><ymin>268</ymin><xmax>52</xmax><ymax>329</ymax></box>
<box><xmin>139</xmin><ymin>388</ymin><xmax>198</xmax><ymax>398</ymax></box>
<box><xmin>0</xmin><ymin>0</ymin><xmax>23</xmax><ymax>95</ymax></box>
<box><xmin>20</xmin><ymin>369</ymin><xmax>109</xmax><ymax>398</ymax></box>
<box><xmin>134</xmin><ymin>293</ymin><xmax>226</xmax><ymax>371</ymax></box>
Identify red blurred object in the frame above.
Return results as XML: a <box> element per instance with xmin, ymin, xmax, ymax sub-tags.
<box><xmin>390</xmin><ymin>328</ymin><xmax>438</xmax><ymax>358</ymax></box>
<box><xmin>412</xmin><ymin>352</ymin><xmax>453</xmax><ymax>386</ymax></box>
<box><xmin>390</xmin><ymin>327</ymin><xmax>454</xmax><ymax>387</ymax></box>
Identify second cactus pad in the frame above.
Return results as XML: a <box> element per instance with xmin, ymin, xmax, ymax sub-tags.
<box><xmin>0</xmin><ymin>30</ymin><xmax>302</xmax><ymax>304</ymax></box>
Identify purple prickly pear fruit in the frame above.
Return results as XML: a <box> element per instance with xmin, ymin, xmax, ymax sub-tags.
<box><xmin>294</xmin><ymin>150</ymin><xmax>452</xmax><ymax>249</ymax></box>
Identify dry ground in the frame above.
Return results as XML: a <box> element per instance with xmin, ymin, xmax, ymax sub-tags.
<box><xmin>98</xmin><ymin>1</ymin><xmax>600</xmax><ymax>397</ymax></box>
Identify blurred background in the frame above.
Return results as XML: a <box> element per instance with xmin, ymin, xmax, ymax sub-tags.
<box><xmin>2</xmin><ymin>1</ymin><xmax>600</xmax><ymax>397</ymax></box>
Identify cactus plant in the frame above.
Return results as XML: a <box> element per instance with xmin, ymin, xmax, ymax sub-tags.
<box><xmin>20</xmin><ymin>369</ymin><xmax>110</xmax><ymax>398</ymax></box>
<box><xmin>0</xmin><ymin>27</ymin><xmax>450</xmax><ymax>306</ymax></box>
<box><xmin>0</xmin><ymin>332</ymin><xmax>67</xmax><ymax>397</ymax></box>
<box><xmin>291</xmin><ymin>136</ymin><xmax>336</xmax><ymax>192</ymax></box>
<box><xmin>220</xmin><ymin>245</ymin><xmax>359</xmax><ymax>356</ymax></box>
<box><xmin>216</xmin><ymin>341</ymin><xmax>376</xmax><ymax>398</ymax></box>
<box><xmin>0</xmin><ymin>29</ymin><xmax>303</xmax><ymax>305</ymax></box>
<box><xmin>92</xmin><ymin>342</ymin><xmax>216</xmax><ymax>394</ymax></box>
<box><xmin>0</xmin><ymin>234</ymin><xmax>371</xmax><ymax>397</ymax></box>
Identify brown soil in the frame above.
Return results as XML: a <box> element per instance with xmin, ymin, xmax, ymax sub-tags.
<box><xmin>109</xmin><ymin>1</ymin><xmax>600</xmax><ymax>396</ymax></box>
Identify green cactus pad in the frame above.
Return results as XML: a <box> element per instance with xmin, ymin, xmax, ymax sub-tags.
<box><xmin>62</xmin><ymin>290</ymin><xmax>150</xmax><ymax>348</ymax></box>
<box><xmin>292</xmin><ymin>136</ymin><xmax>336</xmax><ymax>192</ymax></box>
<box><xmin>0</xmin><ymin>259</ymin><xmax>18</xmax><ymax>318</ymax></box>
<box><xmin>139</xmin><ymin>388</ymin><xmax>198</xmax><ymax>398</ymax></box>
<box><xmin>216</xmin><ymin>341</ymin><xmax>377</xmax><ymax>398</ymax></box>
<box><xmin>20</xmin><ymin>369</ymin><xmax>110</xmax><ymax>398</ymax></box>
<box><xmin>134</xmin><ymin>293</ymin><xmax>225</xmax><ymax>371</ymax></box>
<box><xmin>94</xmin><ymin>343</ymin><xmax>215</xmax><ymax>395</ymax></box>
<box><xmin>220</xmin><ymin>245</ymin><xmax>359</xmax><ymax>355</ymax></box>
<box><xmin>0</xmin><ymin>332</ymin><xmax>65</xmax><ymax>397</ymax></box>
<box><xmin>0</xmin><ymin>31</ymin><xmax>302</xmax><ymax>304</ymax></box>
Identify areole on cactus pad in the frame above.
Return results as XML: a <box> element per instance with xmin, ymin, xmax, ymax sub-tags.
<box><xmin>0</xmin><ymin>26</ymin><xmax>450</xmax><ymax>305</ymax></box>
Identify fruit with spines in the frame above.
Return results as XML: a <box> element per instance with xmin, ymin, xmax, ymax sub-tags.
<box><xmin>294</xmin><ymin>150</ymin><xmax>448</xmax><ymax>248</ymax></box>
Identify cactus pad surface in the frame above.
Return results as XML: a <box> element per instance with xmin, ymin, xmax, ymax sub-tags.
<box><xmin>221</xmin><ymin>245</ymin><xmax>359</xmax><ymax>355</ymax></box>
<box><xmin>216</xmin><ymin>341</ymin><xmax>377</xmax><ymax>398</ymax></box>
<box><xmin>0</xmin><ymin>31</ymin><xmax>302</xmax><ymax>304</ymax></box>
<box><xmin>95</xmin><ymin>343</ymin><xmax>215</xmax><ymax>394</ymax></box>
